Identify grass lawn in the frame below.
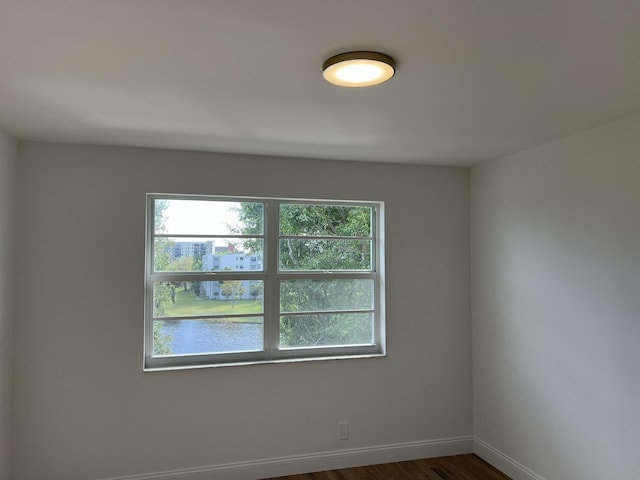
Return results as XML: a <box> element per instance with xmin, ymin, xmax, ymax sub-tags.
<box><xmin>165</xmin><ymin>289</ymin><xmax>262</xmax><ymax>322</ymax></box>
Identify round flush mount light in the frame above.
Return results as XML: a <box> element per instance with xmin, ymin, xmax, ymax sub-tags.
<box><xmin>323</xmin><ymin>51</ymin><xmax>396</xmax><ymax>87</ymax></box>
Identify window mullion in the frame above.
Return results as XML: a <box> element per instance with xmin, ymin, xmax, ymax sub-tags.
<box><xmin>264</xmin><ymin>200</ymin><xmax>279</xmax><ymax>358</ymax></box>
<box><xmin>373</xmin><ymin>205</ymin><xmax>384</xmax><ymax>350</ymax></box>
<box><xmin>280</xmin><ymin>308</ymin><xmax>375</xmax><ymax>316</ymax></box>
<box><xmin>149</xmin><ymin>272</ymin><xmax>266</xmax><ymax>282</ymax></box>
<box><xmin>144</xmin><ymin>199</ymin><xmax>156</xmax><ymax>363</ymax></box>
<box><xmin>279</xmin><ymin>235</ymin><xmax>373</xmax><ymax>241</ymax></box>
<box><xmin>276</xmin><ymin>272</ymin><xmax>375</xmax><ymax>280</ymax></box>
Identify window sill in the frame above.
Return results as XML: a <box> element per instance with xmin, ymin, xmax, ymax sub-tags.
<box><xmin>143</xmin><ymin>352</ymin><xmax>386</xmax><ymax>372</ymax></box>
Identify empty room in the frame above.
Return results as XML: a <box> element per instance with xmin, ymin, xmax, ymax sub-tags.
<box><xmin>0</xmin><ymin>2</ymin><xmax>638</xmax><ymax>480</ymax></box>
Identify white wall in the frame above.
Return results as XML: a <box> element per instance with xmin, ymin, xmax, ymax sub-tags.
<box><xmin>471</xmin><ymin>114</ymin><xmax>640</xmax><ymax>480</ymax></box>
<box><xmin>0</xmin><ymin>129</ymin><xmax>17</xmax><ymax>480</ymax></box>
<box><xmin>13</xmin><ymin>143</ymin><xmax>472</xmax><ymax>480</ymax></box>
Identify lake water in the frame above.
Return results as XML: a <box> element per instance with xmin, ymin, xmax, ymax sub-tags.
<box><xmin>160</xmin><ymin>320</ymin><xmax>262</xmax><ymax>354</ymax></box>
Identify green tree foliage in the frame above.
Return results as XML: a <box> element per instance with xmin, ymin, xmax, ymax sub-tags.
<box><xmin>219</xmin><ymin>280</ymin><xmax>246</xmax><ymax>308</ymax></box>
<box><xmin>152</xmin><ymin>200</ymin><xmax>174</xmax><ymax>355</ymax></box>
<box><xmin>164</xmin><ymin>257</ymin><xmax>197</xmax><ymax>301</ymax></box>
<box><xmin>278</xmin><ymin>204</ymin><xmax>371</xmax><ymax>271</ymax></box>
<box><xmin>167</xmin><ymin>256</ymin><xmax>195</xmax><ymax>272</ymax></box>
<box><xmin>153</xmin><ymin>321</ymin><xmax>172</xmax><ymax>356</ymax></box>
<box><xmin>190</xmin><ymin>280</ymin><xmax>203</xmax><ymax>298</ymax></box>
<box><xmin>279</xmin><ymin>278</ymin><xmax>373</xmax><ymax>347</ymax></box>
<box><xmin>249</xmin><ymin>281</ymin><xmax>263</xmax><ymax>301</ymax></box>
<box><xmin>279</xmin><ymin>313</ymin><xmax>373</xmax><ymax>348</ymax></box>
<box><xmin>231</xmin><ymin>202</ymin><xmax>263</xmax><ymax>253</ymax></box>
<box><xmin>238</xmin><ymin>202</ymin><xmax>373</xmax><ymax>347</ymax></box>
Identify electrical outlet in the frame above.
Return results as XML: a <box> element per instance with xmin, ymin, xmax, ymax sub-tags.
<box><xmin>338</xmin><ymin>421</ymin><xmax>349</xmax><ymax>440</ymax></box>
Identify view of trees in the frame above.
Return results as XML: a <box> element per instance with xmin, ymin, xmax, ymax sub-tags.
<box><xmin>219</xmin><ymin>279</ymin><xmax>246</xmax><ymax>306</ymax></box>
<box><xmin>151</xmin><ymin>199</ymin><xmax>262</xmax><ymax>356</ymax></box>
<box><xmin>277</xmin><ymin>203</ymin><xmax>371</xmax><ymax>271</ymax></box>
<box><xmin>249</xmin><ymin>282</ymin><xmax>263</xmax><ymax>301</ymax></box>
<box><xmin>237</xmin><ymin>203</ymin><xmax>374</xmax><ymax>348</ymax></box>
<box><xmin>152</xmin><ymin>200</ymin><xmax>174</xmax><ymax>355</ymax></box>
<box><xmin>151</xmin><ymin>199</ymin><xmax>376</xmax><ymax>356</ymax></box>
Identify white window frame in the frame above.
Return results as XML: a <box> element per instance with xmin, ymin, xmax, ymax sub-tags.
<box><xmin>144</xmin><ymin>194</ymin><xmax>385</xmax><ymax>370</ymax></box>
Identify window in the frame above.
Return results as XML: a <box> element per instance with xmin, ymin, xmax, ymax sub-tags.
<box><xmin>145</xmin><ymin>194</ymin><xmax>385</xmax><ymax>369</ymax></box>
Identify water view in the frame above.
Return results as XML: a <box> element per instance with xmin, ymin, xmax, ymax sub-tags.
<box><xmin>159</xmin><ymin>320</ymin><xmax>262</xmax><ymax>355</ymax></box>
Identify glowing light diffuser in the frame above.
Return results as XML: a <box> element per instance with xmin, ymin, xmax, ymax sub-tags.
<box><xmin>323</xmin><ymin>51</ymin><xmax>395</xmax><ymax>87</ymax></box>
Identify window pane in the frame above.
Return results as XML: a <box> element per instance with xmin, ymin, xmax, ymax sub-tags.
<box><xmin>153</xmin><ymin>281</ymin><xmax>263</xmax><ymax>318</ymax></box>
<box><xmin>279</xmin><ymin>239</ymin><xmax>371</xmax><ymax>270</ymax></box>
<box><xmin>154</xmin><ymin>199</ymin><xmax>263</xmax><ymax>236</ymax></box>
<box><xmin>280</xmin><ymin>313</ymin><xmax>374</xmax><ymax>348</ymax></box>
<box><xmin>153</xmin><ymin>317</ymin><xmax>263</xmax><ymax>356</ymax></box>
<box><xmin>154</xmin><ymin>238</ymin><xmax>263</xmax><ymax>272</ymax></box>
<box><xmin>147</xmin><ymin>195</ymin><xmax>383</xmax><ymax>369</ymax></box>
<box><xmin>281</xmin><ymin>279</ymin><xmax>373</xmax><ymax>313</ymax></box>
<box><xmin>279</xmin><ymin>204</ymin><xmax>371</xmax><ymax>237</ymax></box>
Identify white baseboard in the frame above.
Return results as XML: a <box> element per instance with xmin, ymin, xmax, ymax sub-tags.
<box><xmin>474</xmin><ymin>437</ymin><xmax>547</xmax><ymax>480</ymax></box>
<box><xmin>101</xmin><ymin>435</ymin><xmax>473</xmax><ymax>480</ymax></box>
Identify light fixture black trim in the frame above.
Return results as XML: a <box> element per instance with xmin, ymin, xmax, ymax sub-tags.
<box><xmin>322</xmin><ymin>51</ymin><xmax>396</xmax><ymax>73</ymax></box>
<box><xmin>322</xmin><ymin>51</ymin><xmax>396</xmax><ymax>87</ymax></box>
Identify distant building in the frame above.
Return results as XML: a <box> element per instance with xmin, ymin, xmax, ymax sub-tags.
<box><xmin>167</xmin><ymin>242</ymin><xmax>263</xmax><ymax>301</ymax></box>
<box><xmin>214</xmin><ymin>244</ymin><xmax>235</xmax><ymax>254</ymax></box>
<box><xmin>202</xmin><ymin>250</ymin><xmax>262</xmax><ymax>272</ymax></box>
<box><xmin>201</xmin><ymin>248</ymin><xmax>263</xmax><ymax>301</ymax></box>
<box><xmin>169</xmin><ymin>241</ymin><xmax>214</xmax><ymax>261</ymax></box>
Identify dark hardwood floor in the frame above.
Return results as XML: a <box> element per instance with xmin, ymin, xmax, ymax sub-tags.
<box><xmin>267</xmin><ymin>454</ymin><xmax>511</xmax><ymax>480</ymax></box>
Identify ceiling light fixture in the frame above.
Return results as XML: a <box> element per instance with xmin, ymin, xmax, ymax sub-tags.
<box><xmin>323</xmin><ymin>51</ymin><xmax>396</xmax><ymax>87</ymax></box>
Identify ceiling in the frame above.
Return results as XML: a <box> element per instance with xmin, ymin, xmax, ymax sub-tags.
<box><xmin>1</xmin><ymin>0</ymin><xmax>639</xmax><ymax>166</ymax></box>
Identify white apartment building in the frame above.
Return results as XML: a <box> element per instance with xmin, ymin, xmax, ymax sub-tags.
<box><xmin>201</xmin><ymin>249</ymin><xmax>263</xmax><ymax>300</ymax></box>
<box><xmin>169</xmin><ymin>241</ymin><xmax>214</xmax><ymax>261</ymax></box>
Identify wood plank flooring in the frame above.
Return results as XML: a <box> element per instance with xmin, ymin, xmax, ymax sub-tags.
<box><xmin>266</xmin><ymin>454</ymin><xmax>511</xmax><ymax>480</ymax></box>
